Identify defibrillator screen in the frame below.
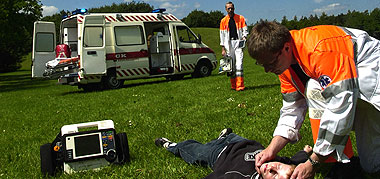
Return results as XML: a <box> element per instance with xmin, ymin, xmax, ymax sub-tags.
<box><xmin>74</xmin><ymin>133</ymin><xmax>101</xmax><ymax>157</ymax></box>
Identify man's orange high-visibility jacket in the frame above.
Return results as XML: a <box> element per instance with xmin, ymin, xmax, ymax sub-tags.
<box><xmin>273</xmin><ymin>25</ymin><xmax>380</xmax><ymax>162</ymax></box>
<box><xmin>219</xmin><ymin>14</ymin><xmax>248</xmax><ymax>48</ymax></box>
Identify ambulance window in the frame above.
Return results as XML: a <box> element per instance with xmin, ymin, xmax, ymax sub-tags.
<box><xmin>83</xmin><ymin>27</ymin><xmax>103</xmax><ymax>47</ymax></box>
<box><xmin>35</xmin><ymin>33</ymin><xmax>54</xmax><ymax>52</ymax></box>
<box><xmin>115</xmin><ymin>26</ymin><xmax>144</xmax><ymax>46</ymax></box>
<box><xmin>176</xmin><ymin>26</ymin><xmax>197</xmax><ymax>43</ymax></box>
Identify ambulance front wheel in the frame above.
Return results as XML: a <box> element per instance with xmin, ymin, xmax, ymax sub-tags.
<box><xmin>192</xmin><ymin>60</ymin><xmax>212</xmax><ymax>78</ymax></box>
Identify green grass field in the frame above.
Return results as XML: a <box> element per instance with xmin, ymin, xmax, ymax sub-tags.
<box><xmin>0</xmin><ymin>28</ymin><xmax>362</xmax><ymax>178</ymax></box>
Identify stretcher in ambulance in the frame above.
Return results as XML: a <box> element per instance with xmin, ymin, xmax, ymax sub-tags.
<box><xmin>32</xmin><ymin>8</ymin><xmax>217</xmax><ymax>90</ymax></box>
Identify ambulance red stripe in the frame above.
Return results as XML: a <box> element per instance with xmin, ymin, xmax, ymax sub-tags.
<box><xmin>150</xmin><ymin>15</ymin><xmax>159</xmax><ymax>21</ymax></box>
<box><xmin>109</xmin><ymin>16</ymin><xmax>116</xmax><ymax>22</ymax></box>
<box><xmin>134</xmin><ymin>15</ymin><xmax>142</xmax><ymax>21</ymax></box>
<box><xmin>122</xmin><ymin>70</ymin><xmax>129</xmax><ymax>76</ymax></box>
<box><xmin>130</xmin><ymin>16</ymin><xmax>139</xmax><ymax>21</ymax></box>
<box><xmin>132</xmin><ymin>69</ymin><xmax>140</xmax><ymax>75</ymax></box>
<box><xmin>105</xmin><ymin>16</ymin><xmax>112</xmax><ymax>22</ymax></box>
<box><xmin>118</xmin><ymin>15</ymin><xmax>127</xmax><ymax>22</ymax></box>
<box><xmin>145</xmin><ymin>15</ymin><xmax>154</xmax><ymax>21</ymax></box>
<box><xmin>161</xmin><ymin>16</ymin><xmax>168</xmax><ymax>21</ymax></box>
<box><xmin>125</xmin><ymin>16</ymin><xmax>134</xmax><ymax>21</ymax></box>
<box><xmin>138</xmin><ymin>68</ymin><xmax>145</xmax><ymax>74</ymax></box>
<box><xmin>174</xmin><ymin>48</ymin><xmax>214</xmax><ymax>55</ymax></box>
<box><xmin>77</xmin><ymin>16</ymin><xmax>84</xmax><ymax>23</ymax></box>
<box><xmin>166</xmin><ymin>15</ymin><xmax>174</xmax><ymax>21</ymax></box>
<box><xmin>178</xmin><ymin>47</ymin><xmax>214</xmax><ymax>55</ymax></box>
<box><xmin>107</xmin><ymin>48</ymin><xmax>212</xmax><ymax>61</ymax></box>
<box><xmin>169</xmin><ymin>15</ymin><xmax>178</xmax><ymax>21</ymax></box>
<box><xmin>140</xmin><ymin>15</ymin><xmax>149</xmax><ymax>21</ymax></box>
<box><xmin>127</xmin><ymin>69</ymin><xmax>134</xmax><ymax>75</ymax></box>
<box><xmin>106</xmin><ymin>51</ymin><xmax>149</xmax><ymax>61</ymax></box>
<box><xmin>117</xmin><ymin>71</ymin><xmax>123</xmax><ymax>77</ymax></box>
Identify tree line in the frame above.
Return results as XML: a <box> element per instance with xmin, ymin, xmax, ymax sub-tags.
<box><xmin>182</xmin><ymin>10</ymin><xmax>224</xmax><ymax>28</ymax></box>
<box><xmin>0</xmin><ymin>0</ymin><xmax>42</xmax><ymax>72</ymax></box>
<box><xmin>1</xmin><ymin>0</ymin><xmax>379</xmax><ymax>72</ymax></box>
<box><xmin>278</xmin><ymin>8</ymin><xmax>380</xmax><ymax>39</ymax></box>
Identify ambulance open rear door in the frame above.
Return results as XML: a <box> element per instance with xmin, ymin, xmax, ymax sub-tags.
<box><xmin>81</xmin><ymin>15</ymin><xmax>106</xmax><ymax>75</ymax></box>
<box><xmin>32</xmin><ymin>21</ymin><xmax>56</xmax><ymax>78</ymax></box>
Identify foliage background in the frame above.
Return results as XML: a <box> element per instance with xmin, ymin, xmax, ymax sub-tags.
<box><xmin>0</xmin><ymin>0</ymin><xmax>42</xmax><ymax>72</ymax></box>
<box><xmin>280</xmin><ymin>9</ymin><xmax>380</xmax><ymax>39</ymax></box>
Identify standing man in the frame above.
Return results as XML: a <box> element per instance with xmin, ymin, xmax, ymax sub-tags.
<box><xmin>246</xmin><ymin>21</ymin><xmax>380</xmax><ymax>178</ymax></box>
<box><xmin>220</xmin><ymin>1</ymin><xmax>248</xmax><ymax>91</ymax></box>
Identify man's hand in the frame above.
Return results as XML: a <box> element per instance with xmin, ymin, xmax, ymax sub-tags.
<box><xmin>221</xmin><ymin>47</ymin><xmax>226</xmax><ymax>57</ymax></box>
<box><xmin>255</xmin><ymin>136</ymin><xmax>290</xmax><ymax>174</ymax></box>
<box><xmin>255</xmin><ymin>147</ymin><xmax>276</xmax><ymax>174</ymax></box>
<box><xmin>291</xmin><ymin>152</ymin><xmax>327</xmax><ymax>179</ymax></box>
<box><xmin>290</xmin><ymin>161</ymin><xmax>315</xmax><ymax>179</ymax></box>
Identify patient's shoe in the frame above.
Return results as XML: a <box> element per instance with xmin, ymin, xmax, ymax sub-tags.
<box><xmin>218</xmin><ymin>128</ymin><xmax>233</xmax><ymax>139</ymax></box>
<box><xmin>155</xmin><ymin>138</ymin><xmax>175</xmax><ymax>149</ymax></box>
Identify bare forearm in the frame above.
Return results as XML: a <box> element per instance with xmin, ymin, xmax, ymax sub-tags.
<box><xmin>267</xmin><ymin>135</ymin><xmax>290</xmax><ymax>154</ymax></box>
<box><xmin>255</xmin><ymin>136</ymin><xmax>290</xmax><ymax>174</ymax></box>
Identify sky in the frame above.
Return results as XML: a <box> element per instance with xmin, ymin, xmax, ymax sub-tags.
<box><xmin>40</xmin><ymin>0</ymin><xmax>380</xmax><ymax>24</ymax></box>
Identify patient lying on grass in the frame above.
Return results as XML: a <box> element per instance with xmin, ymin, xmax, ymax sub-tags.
<box><xmin>155</xmin><ymin>128</ymin><xmax>312</xmax><ymax>179</ymax></box>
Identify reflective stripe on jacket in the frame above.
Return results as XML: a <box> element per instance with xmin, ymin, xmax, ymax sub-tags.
<box><xmin>273</xmin><ymin>25</ymin><xmax>380</xmax><ymax>161</ymax></box>
<box><xmin>219</xmin><ymin>14</ymin><xmax>248</xmax><ymax>49</ymax></box>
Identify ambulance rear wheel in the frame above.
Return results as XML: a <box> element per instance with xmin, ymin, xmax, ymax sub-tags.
<box><xmin>192</xmin><ymin>61</ymin><xmax>211</xmax><ymax>78</ymax></box>
<box><xmin>103</xmin><ymin>75</ymin><xmax>124</xmax><ymax>89</ymax></box>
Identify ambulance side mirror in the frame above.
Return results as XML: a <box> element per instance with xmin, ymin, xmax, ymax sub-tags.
<box><xmin>197</xmin><ymin>34</ymin><xmax>202</xmax><ymax>44</ymax></box>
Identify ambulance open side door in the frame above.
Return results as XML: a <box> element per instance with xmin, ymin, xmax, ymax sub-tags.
<box><xmin>32</xmin><ymin>21</ymin><xmax>56</xmax><ymax>78</ymax></box>
<box><xmin>81</xmin><ymin>15</ymin><xmax>106</xmax><ymax>75</ymax></box>
<box><xmin>173</xmin><ymin>25</ymin><xmax>182</xmax><ymax>72</ymax></box>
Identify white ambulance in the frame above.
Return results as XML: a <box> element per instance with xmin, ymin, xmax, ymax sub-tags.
<box><xmin>32</xmin><ymin>8</ymin><xmax>217</xmax><ymax>90</ymax></box>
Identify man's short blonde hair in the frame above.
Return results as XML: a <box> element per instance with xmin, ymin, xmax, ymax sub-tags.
<box><xmin>225</xmin><ymin>1</ymin><xmax>234</xmax><ymax>8</ymax></box>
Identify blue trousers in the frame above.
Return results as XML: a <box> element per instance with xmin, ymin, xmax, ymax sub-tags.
<box><xmin>167</xmin><ymin>133</ymin><xmax>247</xmax><ymax>168</ymax></box>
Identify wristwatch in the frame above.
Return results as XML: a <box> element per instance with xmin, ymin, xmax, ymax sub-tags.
<box><xmin>308</xmin><ymin>157</ymin><xmax>320</xmax><ymax>168</ymax></box>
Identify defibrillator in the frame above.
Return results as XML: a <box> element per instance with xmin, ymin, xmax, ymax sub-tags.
<box><xmin>40</xmin><ymin>120</ymin><xmax>130</xmax><ymax>176</ymax></box>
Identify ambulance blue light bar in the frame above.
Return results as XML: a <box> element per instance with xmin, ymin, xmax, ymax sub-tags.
<box><xmin>72</xmin><ymin>8</ymin><xmax>88</xmax><ymax>15</ymax></box>
<box><xmin>62</xmin><ymin>8</ymin><xmax>88</xmax><ymax>19</ymax></box>
<box><xmin>152</xmin><ymin>8</ymin><xmax>166</xmax><ymax>13</ymax></box>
